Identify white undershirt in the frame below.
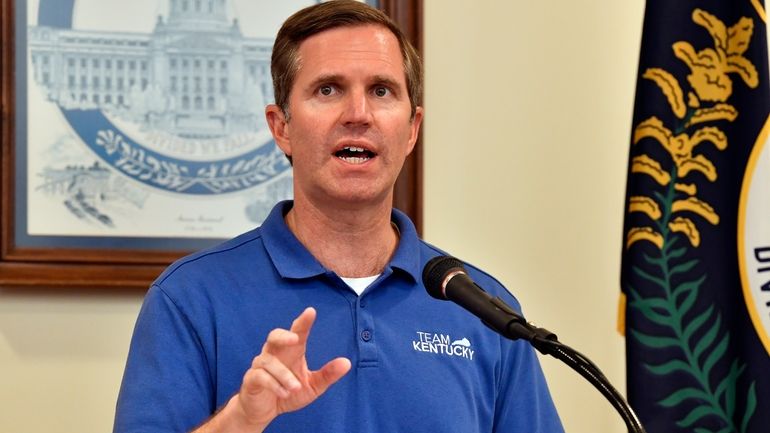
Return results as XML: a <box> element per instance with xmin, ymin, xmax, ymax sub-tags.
<box><xmin>340</xmin><ymin>275</ymin><xmax>380</xmax><ymax>296</ymax></box>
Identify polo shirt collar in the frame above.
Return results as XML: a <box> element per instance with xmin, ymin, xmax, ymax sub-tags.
<box><xmin>388</xmin><ymin>206</ymin><xmax>421</xmax><ymax>283</ymax></box>
<box><xmin>260</xmin><ymin>200</ymin><xmax>420</xmax><ymax>283</ymax></box>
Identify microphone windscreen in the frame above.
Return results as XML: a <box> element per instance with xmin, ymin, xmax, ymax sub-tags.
<box><xmin>422</xmin><ymin>255</ymin><xmax>466</xmax><ymax>300</ymax></box>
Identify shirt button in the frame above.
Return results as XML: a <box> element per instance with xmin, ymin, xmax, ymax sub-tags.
<box><xmin>361</xmin><ymin>330</ymin><xmax>372</xmax><ymax>342</ymax></box>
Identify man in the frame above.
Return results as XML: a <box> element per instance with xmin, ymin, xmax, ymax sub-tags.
<box><xmin>114</xmin><ymin>2</ymin><xmax>563</xmax><ymax>432</ymax></box>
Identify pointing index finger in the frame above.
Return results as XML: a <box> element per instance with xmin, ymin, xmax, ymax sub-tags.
<box><xmin>290</xmin><ymin>307</ymin><xmax>317</xmax><ymax>345</ymax></box>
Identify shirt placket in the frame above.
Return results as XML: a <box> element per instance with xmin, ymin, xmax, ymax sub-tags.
<box><xmin>355</xmin><ymin>294</ymin><xmax>378</xmax><ymax>368</ymax></box>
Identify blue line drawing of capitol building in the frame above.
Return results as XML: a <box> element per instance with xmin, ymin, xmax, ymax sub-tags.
<box><xmin>28</xmin><ymin>0</ymin><xmax>274</xmax><ymax>139</ymax></box>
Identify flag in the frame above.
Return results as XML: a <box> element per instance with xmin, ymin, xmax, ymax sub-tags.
<box><xmin>620</xmin><ymin>1</ymin><xmax>770</xmax><ymax>432</ymax></box>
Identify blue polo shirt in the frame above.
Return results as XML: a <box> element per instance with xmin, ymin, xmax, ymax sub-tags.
<box><xmin>114</xmin><ymin>201</ymin><xmax>563</xmax><ymax>432</ymax></box>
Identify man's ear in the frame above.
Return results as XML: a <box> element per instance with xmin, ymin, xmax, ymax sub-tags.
<box><xmin>406</xmin><ymin>106</ymin><xmax>424</xmax><ymax>156</ymax></box>
<box><xmin>266</xmin><ymin>104</ymin><xmax>291</xmax><ymax>157</ymax></box>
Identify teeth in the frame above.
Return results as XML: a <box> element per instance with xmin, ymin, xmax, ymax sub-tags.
<box><xmin>339</xmin><ymin>156</ymin><xmax>369</xmax><ymax>164</ymax></box>
<box><xmin>336</xmin><ymin>145</ymin><xmax>374</xmax><ymax>164</ymax></box>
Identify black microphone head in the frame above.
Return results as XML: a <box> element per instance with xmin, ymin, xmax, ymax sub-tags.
<box><xmin>423</xmin><ymin>255</ymin><xmax>466</xmax><ymax>300</ymax></box>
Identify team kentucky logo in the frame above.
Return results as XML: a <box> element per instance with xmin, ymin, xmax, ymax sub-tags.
<box><xmin>624</xmin><ymin>9</ymin><xmax>759</xmax><ymax>432</ymax></box>
<box><xmin>412</xmin><ymin>332</ymin><xmax>475</xmax><ymax>361</ymax></box>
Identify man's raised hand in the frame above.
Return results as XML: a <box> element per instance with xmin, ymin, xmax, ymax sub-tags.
<box><xmin>195</xmin><ymin>307</ymin><xmax>351</xmax><ymax>433</ymax></box>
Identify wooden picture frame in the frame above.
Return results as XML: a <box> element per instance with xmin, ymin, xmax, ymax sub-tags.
<box><xmin>0</xmin><ymin>0</ymin><xmax>422</xmax><ymax>289</ymax></box>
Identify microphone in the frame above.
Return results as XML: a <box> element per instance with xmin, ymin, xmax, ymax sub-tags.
<box><xmin>422</xmin><ymin>255</ymin><xmax>556</xmax><ymax>343</ymax></box>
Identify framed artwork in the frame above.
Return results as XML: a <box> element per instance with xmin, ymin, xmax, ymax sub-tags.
<box><xmin>0</xmin><ymin>0</ymin><xmax>422</xmax><ymax>289</ymax></box>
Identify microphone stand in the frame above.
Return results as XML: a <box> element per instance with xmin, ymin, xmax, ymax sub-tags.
<box><xmin>501</xmin><ymin>311</ymin><xmax>647</xmax><ymax>433</ymax></box>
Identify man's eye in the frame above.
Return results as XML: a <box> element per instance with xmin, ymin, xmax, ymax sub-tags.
<box><xmin>374</xmin><ymin>86</ymin><xmax>390</xmax><ymax>97</ymax></box>
<box><xmin>319</xmin><ymin>85</ymin><xmax>334</xmax><ymax>96</ymax></box>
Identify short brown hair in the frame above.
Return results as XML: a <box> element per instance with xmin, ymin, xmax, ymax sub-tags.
<box><xmin>271</xmin><ymin>0</ymin><xmax>423</xmax><ymax>119</ymax></box>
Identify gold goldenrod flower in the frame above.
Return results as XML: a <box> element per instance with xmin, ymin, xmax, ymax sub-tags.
<box><xmin>643</xmin><ymin>68</ymin><xmax>687</xmax><ymax>119</ymax></box>
<box><xmin>677</xmin><ymin>155</ymin><xmax>718</xmax><ymax>181</ymax></box>
<box><xmin>674</xmin><ymin>40</ymin><xmax>732</xmax><ymax>102</ymax></box>
<box><xmin>634</xmin><ymin>117</ymin><xmax>673</xmax><ymax>150</ymax></box>
<box><xmin>688</xmin><ymin>103</ymin><xmax>738</xmax><ymax>126</ymax></box>
<box><xmin>672</xmin><ymin>196</ymin><xmax>720</xmax><ymax>225</ymax></box>
<box><xmin>631</xmin><ymin>155</ymin><xmax>671</xmax><ymax>185</ymax></box>
<box><xmin>669</xmin><ymin>216</ymin><xmax>701</xmax><ymax>247</ymax></box>
<box><xmin>627</xmin><ymin>227</ymin><xmax>664</xmax><ymax>250</ymax></box>
<box><xmin>634</xmin><ymin>117</ymin><xmax>726</xmax><ymax>181</ymax></box>
<box><xmin>675</xmin><ymin>183</ymin><xmax>697</xmax><ymax>196</ymax></box>
<box><xmin>629</xmin><ymin>196</ymin><xmax>662</xmax><ymax>220</ymax></box>
<box><xmin>690</xmin><ymin>127</ymin><xmax>728</xmax><ymax>151</ymax></box>
<box><xmin>673</xmin><ymin>9</ymin><xmax>758</xmax><ymax>103</ymax></box>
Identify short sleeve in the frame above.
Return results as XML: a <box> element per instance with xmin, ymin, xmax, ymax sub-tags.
<box><xmin>484</xmin><ymin>283</ymin><xmax>563</xmax><ymax>433</ymax></box>
<box><xmin>113</xmin><ymin>285</ymin><xmax>215</xmax><ymax>433</ymax></box>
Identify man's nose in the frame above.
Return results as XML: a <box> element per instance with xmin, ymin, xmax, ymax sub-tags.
<box><xmin>341</xmin><ymin>88</ymin><xmax>373</xmax><ymax>126</ymax></box>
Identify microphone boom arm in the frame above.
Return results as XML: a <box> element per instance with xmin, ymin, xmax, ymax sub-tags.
<box><xmin>484</xmin><ymin>298</ymin><xmax>647</xmax><ymax>433</ymax></box>
<box><xmin>488</xmin><ymin>297</ymin><xmax>646</xmax><ymax>433</ymax></box>
<box><xmin>535</xmin><ymin>337</ymin><xmax>646</xmax><ymax>433</ymax></box>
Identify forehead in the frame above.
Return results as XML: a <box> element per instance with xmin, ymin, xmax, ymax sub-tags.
<box><xmin>294</xmin><ymin>24</ymin><xmax>406</xmax><ymax>83</ymax></box>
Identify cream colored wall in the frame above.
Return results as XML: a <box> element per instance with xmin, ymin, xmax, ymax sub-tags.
<box><xmin>0</xmin><ymin>2</ymin><xmax>648</xmax><ymax>432</ymax></box>
<box><xmin>0</xmin><ymin>291</ymin><xmax>143</xmax><ymax>431</ymax></box>
<box><xmin>423</xmin><ymin>1</ymin><xmax>644</xmax><ymax>432</ymax></box>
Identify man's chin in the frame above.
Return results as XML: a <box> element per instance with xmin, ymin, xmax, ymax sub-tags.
<box><xmin>315</xmin><ymin>188</ymin><xmax>393</xmax><ymax>209</ymax></box>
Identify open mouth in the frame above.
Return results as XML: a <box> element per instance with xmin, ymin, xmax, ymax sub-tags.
<box><xmin>334</xmin><ymin>146</ymin><xmax>376</xmax><ymax>164</ymax></box>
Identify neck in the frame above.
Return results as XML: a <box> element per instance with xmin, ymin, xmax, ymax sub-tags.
<box><xmin>285</xmin><ymin>198</ymin><xmax>399</xmax><ymax>277</ymax></box>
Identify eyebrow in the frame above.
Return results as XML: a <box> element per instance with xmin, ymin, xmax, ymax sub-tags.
<box><xmin>371</xmin><ymin>75</ymin><xmax>402</xmax><ymax>91</ymax></box>
<box><xmin>305</xmin><ymin>74</ymin><xmax>343</xmax><ymax>90</ymax></box>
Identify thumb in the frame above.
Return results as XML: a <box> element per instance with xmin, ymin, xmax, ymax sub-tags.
<box><xmin>309</xmin><ymin>357</ymin><xmax>351</xmax><ymax>396</ymax></box>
